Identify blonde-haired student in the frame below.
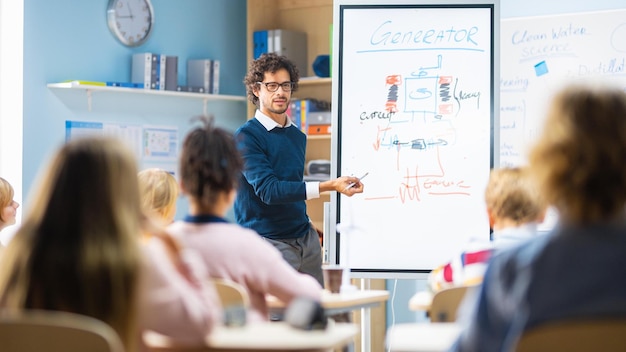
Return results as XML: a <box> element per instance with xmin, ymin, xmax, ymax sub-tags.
<box><xmin>428</xmin><ymin>166</ymin><xmax>547</xmax><ymax>292</ymax></box>
<box><xmin>138</xmin><ymin>168</ymin><xmax>179</xmax><ymax>225</ymax></box>
<box><xmin>0</xmin><ymin>177</ymin><xmax>19</xmax><ymax>234</ymax></box>
<box><xmin>0</xmin><ymin>137</ymin><xmax>221</xmax><ymax>352</ymax></box>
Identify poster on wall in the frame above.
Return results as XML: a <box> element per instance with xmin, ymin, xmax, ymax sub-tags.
<box><xmin>65</xmin><ymin>120</ymin><xmax>178</xmax><ymax>175</ymax></box>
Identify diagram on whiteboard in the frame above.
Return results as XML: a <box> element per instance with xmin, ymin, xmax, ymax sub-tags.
<box><xmin>363</xmin><ymin>54</ymin><xmax>486</xmax><ymax>204</ymax></box>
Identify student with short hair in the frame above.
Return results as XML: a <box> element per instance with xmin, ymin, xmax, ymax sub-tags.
<box><xmin>168</xmin><ymin>116</ymin><xmax>323</xmax><ymax>322</ymax></box>
<box><xmin>428</xmin><ymin>167</ymin><xmax>546</xmax><ymax>292</ymax></box>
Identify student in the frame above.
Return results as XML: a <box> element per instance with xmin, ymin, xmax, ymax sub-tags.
<box><xmin>0</xmin><ymin>177</ymin><xmax>19</xmax><ymax>233</ymax></box>
<box><xmin>235</xmin><ymin>52</ymin><xmax>364</xmax><ymax>285</ymax></box>
<box><xmin>427</xmin><ymin>167</ymin><xmax>546</xmax><ymax>292</ymax></box>
<box><xmin>451</xmin><ymin>84</ymin><xmax>626</xmax><ymax>351</ymax></box>
<box><xmin>0</xmin><ymin>137</ymin><xmax>221</xmax><ymax>352</ymax></box>
<box><xmin>168</xmin><ymin>116</ymin><xmax>323</xmax><ymax>322</ymax></box>
<box><xmin>138</xmin><ymin>168</ymin><xmax>179</xmax><ymax>226</ymax></box>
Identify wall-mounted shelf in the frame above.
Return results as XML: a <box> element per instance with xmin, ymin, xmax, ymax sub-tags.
<box><xmin>47</xmin><ymin>82</ymin><xmax>246</xmax><ymax>115</ymax></box>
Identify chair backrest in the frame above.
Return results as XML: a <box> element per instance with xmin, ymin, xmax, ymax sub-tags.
<box><xmin>211</xmin><ymin>278</ymin><xmax>250</xmax><ymax>326</ymax></box>
<box><xmin>515</xmin><ymin>318</ymin><xmax>626</xmax><ymax>352</ymax></box>
<box><xmin>0</xmin><ymin>309</ymin><xmax>125</xmax><ymax>352</ymax></box>
<box><xmin>429</xmin><ymin>285</ymin><xmax>475</xmax><ymax>323</ymax></box>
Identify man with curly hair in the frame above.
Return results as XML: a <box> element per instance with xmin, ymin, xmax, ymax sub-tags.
<box><xmin>235</xmin><ymin>53</ymin><xmax>363</xmax><ymax>285</ymax></box>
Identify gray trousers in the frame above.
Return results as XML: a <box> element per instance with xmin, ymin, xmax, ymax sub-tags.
<box><xmin>264</xmin><ymin>225</ymin><xmax>324</xmax><ymax>287</ymax></box>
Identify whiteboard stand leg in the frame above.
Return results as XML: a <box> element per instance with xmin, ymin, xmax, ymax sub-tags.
<box><xmin>323</xmin><ymin>202</ymin><xmax>330</xmax><ymax>263</ymax></box>
<box><xmin>360</xmin><ymin>278</ymin><xmax>372</xmax><ymax>352</ymax></box>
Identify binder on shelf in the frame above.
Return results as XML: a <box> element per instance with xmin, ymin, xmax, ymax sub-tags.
<box><xmin>157</xmin><ymin>54</ymin><xmax>166</xmax><ymax>90</ymax></box>
<box><xmin>165</xmin><ymin>56</ymin><xmax>178</xmax><ymax>91</ymax></box>
<box><xmin>253</xmin><ymin>29</ymin><xmax>308</xmax><ymax>75</ymax></box>
<box><xmin>308</xmin><ymin>124</ymin><xmax>332</xmax><ymax>135</ymax></box>
<box><xmin>253</xmin><ymin>30</ymin><xmax>268</xmax><ymax>60</ymax></box>
<box><xmin>187</xmin><ymin>59</ymin><xmax>220</xmax><ymax>94</ymax></box>
<box><xmin>307</xmin><ymin>111</ymin><xmax>332</xmax><ymax>125</ymax></box>
<box><xmin>287</xmin><ymin>99</ymin><xmax>304</xmax><ymax>132</ymax></box>
<box><xmin>290</xmin><ymin>99</ymin><xmax>331</xmax><ymax>134</ymax></box>
<box><xmin>106</xmin><ymin>81</ymin><xmax>144</xmax><ymax>88</ymax></box>
<box><xmin>131</xmin><ymin>53</ymin><xmax>161</xmax><ymax>90</ymax></box>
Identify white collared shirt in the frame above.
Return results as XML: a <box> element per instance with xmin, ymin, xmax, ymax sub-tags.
<box><xmin>253</xmin><ymin>110</ymin><xmax>320</xmax><ymax>200</ymax></box>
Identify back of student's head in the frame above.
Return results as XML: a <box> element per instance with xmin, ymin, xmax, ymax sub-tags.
<box><xmin>528</xmin><ymin>84</ymin><xmax>626</xmax><ymax>224</ymax></box>
<box><xmin>0</xmin><ymin>136</ymin><xmax>142</xmax><ymax>350</ymax></box>
<box><xmin>179</xmin><ymin>116</ymin><xmax>243</xmax><ymax>208</ymax></box>
<box><xmin>138</xmin><ymin>168</ymin><xmax>179</xmax><ymax>224</ymax></box>
<box><xmin>0</xmin><ymin>177</ymin><xmax>15</xmax><ymax>223</ymax></box>
<box><xmin>485</xmin><ymin>167</ymin><xmax>545</xmax><ymax>226</ymax></box>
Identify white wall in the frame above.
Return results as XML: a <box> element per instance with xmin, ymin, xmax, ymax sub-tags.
<box><xmin>0</xmin><ymin>0</ymin><xmax>23</xmax><ymax>244</ymax></box>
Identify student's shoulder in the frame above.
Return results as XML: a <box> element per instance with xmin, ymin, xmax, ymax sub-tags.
<box><xmin>488</xmin><ymin>232</ymin><xmax>550</xmax><ymax>274</ymax></box>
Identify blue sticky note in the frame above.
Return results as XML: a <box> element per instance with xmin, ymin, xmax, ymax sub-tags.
<box><xmin>534</xmin><ymin>61</ymin><xmax>548</xmax><ymax>76</ymax></box>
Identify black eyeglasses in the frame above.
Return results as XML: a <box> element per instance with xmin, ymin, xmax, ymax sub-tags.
<box><xmin>257</xmin><ymin>81</ymin><xmax>295</xmax><ymax>92</ymax></box>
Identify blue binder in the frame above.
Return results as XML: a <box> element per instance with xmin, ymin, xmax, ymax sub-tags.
<box><xmin>253</xmin><ymin>30</ymin><xmax>268</xmax><ymax>59</ymax></box>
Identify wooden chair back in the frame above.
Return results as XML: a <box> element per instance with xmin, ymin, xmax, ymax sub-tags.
<box><xmin>212</xmin><ymin>278</ymin><xmax>250</xmax><ymax>326</ymax></box>
<box><xmin>515</xmin><ymin>318</ymin><xmax>626</xmax><ymax>352</ymax></box>
<box><xmin>429</xmin><ymin>285</ymin><xmax>475</xmax><ymax>323</ymax></box>
<box><xmin>0</xmin><ymin>309</ymin><xmax>124</xmax><ymax>352</ymax></box>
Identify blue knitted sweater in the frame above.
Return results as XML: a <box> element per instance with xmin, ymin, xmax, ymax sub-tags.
<box><xmin>234</xmin><ymin>118</ymin><xmax>310</xmax><ymax>239</ymax></box>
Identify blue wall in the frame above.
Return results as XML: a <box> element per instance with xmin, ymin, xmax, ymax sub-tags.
<box><xmin>23</xmin><ymin>0</ymin><xmax>247</xmax><ymax>218</ymax></box>
<box><xmin>386</xmin><ymin>0</ymin><xmax>626</xmax><ymax>328</ymax></box>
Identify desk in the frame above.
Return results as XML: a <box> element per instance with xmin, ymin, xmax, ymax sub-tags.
<box><xmin>144</xmin><ymin>321</ymin><xmax>358</xmax><ymax>352</ymax></box>
<box><xmin>385</xmin><ymin>323</ymin><xmax>462</xmax><ymax>352</ymax></box>
<box><xmin>267</xmin><ymin>289</ymin><xmax>389</xmax><ymax>352</ymax></box>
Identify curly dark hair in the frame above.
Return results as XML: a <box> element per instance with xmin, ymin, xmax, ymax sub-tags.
<box><xmin>179</xmin><ymin>116</ymin><xmax>244</xmax><ymax>209</ymax></box>
<box><xmin>243</xmin><ymin>52</ymin><xmax>300</xmax><ymax>108</ymax></box>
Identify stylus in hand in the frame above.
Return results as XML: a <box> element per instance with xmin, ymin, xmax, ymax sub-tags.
<box><xmin>343</xmin><ymin>172</ymin><xmax>369</xmax><ymax>192</ymax></box>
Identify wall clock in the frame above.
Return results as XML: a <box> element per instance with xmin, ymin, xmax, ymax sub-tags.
<box><xmin>107</xmin><ymin>0</ymin><xmax>154</xmax><ymax>47</ymax></box>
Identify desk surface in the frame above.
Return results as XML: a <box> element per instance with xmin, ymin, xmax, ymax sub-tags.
<box><xmin>386</xmin><ymin>322</ymin><xmax>462</xmax><ymax>352</ymax></box>
<box><xmin>145</xmin><ymin>321</ymin><xmax>358</xmax><ymax>352</ymax></box>
<box><xmin>268</xmin><ymin>289</ymin><xmax>389</xmax><ymax>311</ymax></box>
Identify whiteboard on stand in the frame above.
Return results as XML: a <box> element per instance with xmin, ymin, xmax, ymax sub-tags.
<box><xmin>330</xmin><ymin>0</ymin><xmax>499</xmax><ymax>277</ymax></box>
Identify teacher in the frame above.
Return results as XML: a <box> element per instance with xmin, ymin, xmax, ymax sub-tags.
<box><xmin>235</xmin><ymin>53</ymin><xmax>364</xmax><ymax>285</ymax></box>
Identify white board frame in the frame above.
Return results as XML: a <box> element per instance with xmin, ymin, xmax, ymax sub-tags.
<box><xmin>329</xmin><ymin>0</ymin><xmax>500</xmax><ymax>279</ymax></box>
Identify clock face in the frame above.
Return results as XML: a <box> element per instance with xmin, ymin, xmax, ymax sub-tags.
<box><xmin>107</xmin><ymin>0</ymin><xmax>154</xmax><ymax>47</ymax></box>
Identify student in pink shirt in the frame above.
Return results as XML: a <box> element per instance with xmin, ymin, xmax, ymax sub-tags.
<box><xmin>168</xmin><ymin>116</ymin><xmax>323</xmax><ymax>322</ymax></box>
<box><xmin>0</xmin><ymin>137</ymin><xmax>221</xmax><ymax>352</ymax></box>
